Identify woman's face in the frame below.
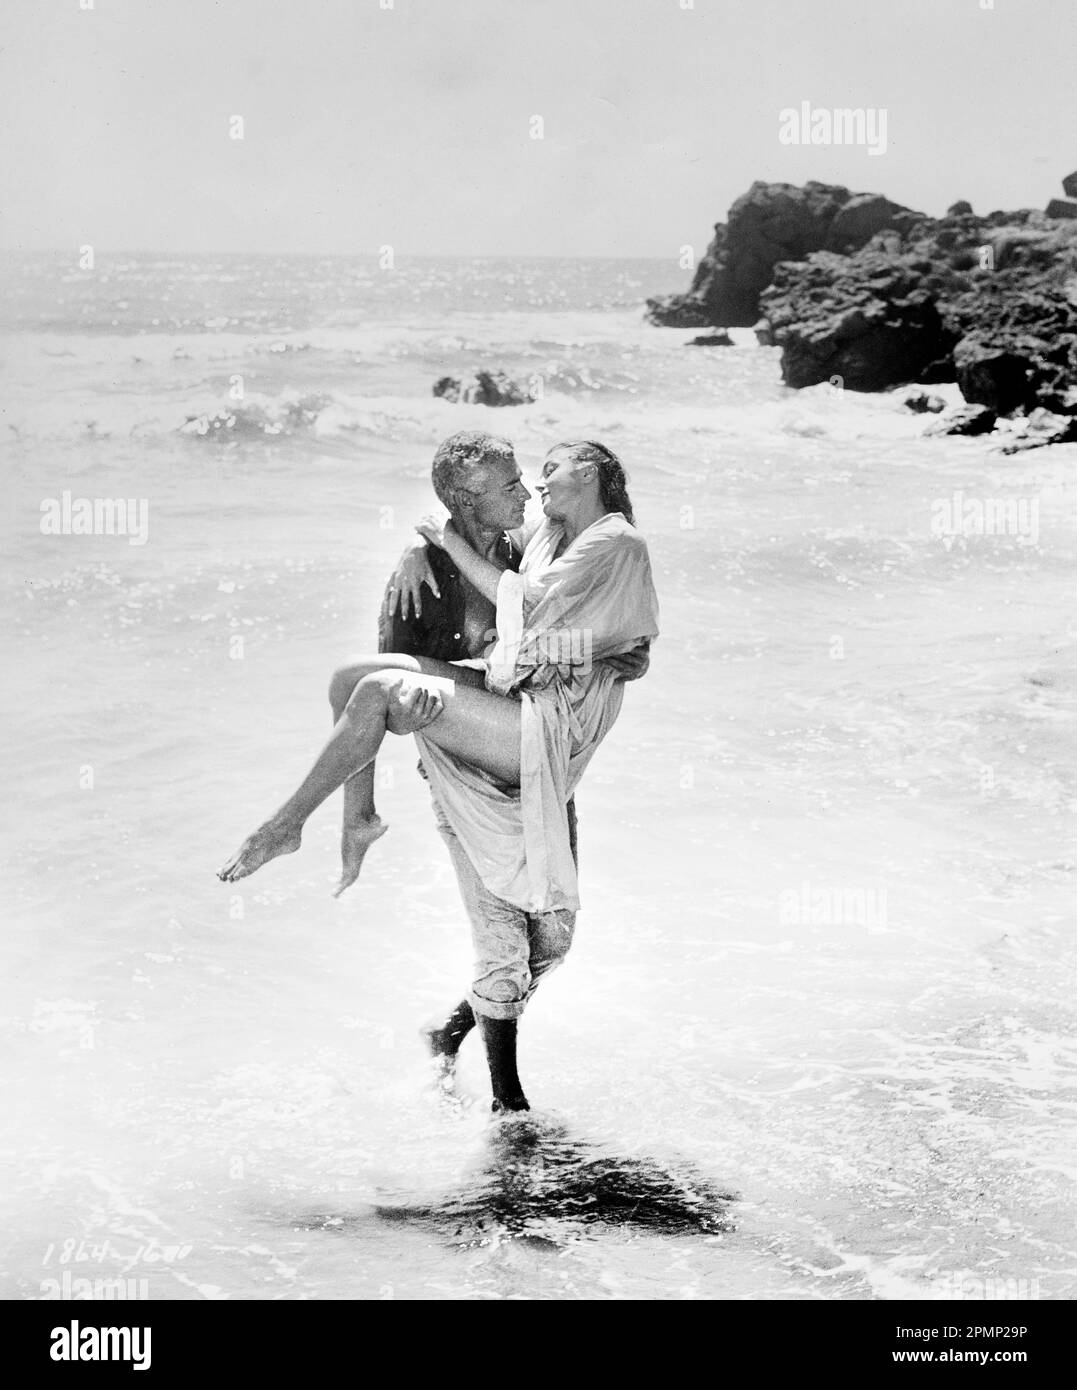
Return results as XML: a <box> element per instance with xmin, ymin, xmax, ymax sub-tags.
<box><xmin>536</xmin><ymin>449</ymin><xmax>591</xmax><ymax>520</ymax></box>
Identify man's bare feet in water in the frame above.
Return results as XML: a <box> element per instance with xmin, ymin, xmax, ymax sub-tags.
<box><xmin>218</xmin><ymin>818</ymin><xmax>302</xmax><ymax>882</ymax></box>
<box><xmin>333</xmin><ymin>815</ymin><xmax>388</xmax><ymax>897</ymax></box>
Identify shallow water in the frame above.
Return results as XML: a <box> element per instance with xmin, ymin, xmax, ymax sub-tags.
<box><xmin>2</xmin><ymin>254</ymin><xmax>1075</xmax><ymax>1300</ymax></box>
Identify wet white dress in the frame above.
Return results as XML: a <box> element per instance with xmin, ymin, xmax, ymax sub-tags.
<box><xmin>415</xmin><ymin>512</ymin><xmax>660</xmax><ymax>916</ymax></box>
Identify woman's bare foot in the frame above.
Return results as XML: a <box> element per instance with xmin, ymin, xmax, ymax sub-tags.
<box><xmin>333</xmin><ymin>815</ymin><xmax>388</xmax><ymax>897</ymax></box>
<box><xmin>218</xmin><ymin>819</ymin><xmax>302</xmax><ymax>882</ymax></box>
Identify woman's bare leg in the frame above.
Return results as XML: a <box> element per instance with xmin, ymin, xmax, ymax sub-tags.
<box><xmin>329</xmin><ymin>657</ymin><xmax>487</xmax><ymax>894</ymax></box>
<box><xmin>330</xmin><ymin>661</ymin><xmax>386</xmax><ymax>895</ymax></box>
<box><xmin>218</xmin><ymin>653</ymin><xmax>431</xmax><ymax>885</ymax></box>
<box><xmin>218</xmin><ymin>658</ymin><xmax>518</xmax><ymax>890</ymax></box>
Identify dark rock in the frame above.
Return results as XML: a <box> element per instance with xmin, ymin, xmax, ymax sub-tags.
<box><xmin>687</xmin><ymin>331</ymin><xmax>733</xmax><ymax>346</ymax></box>
<box><xmin>827</xmin><ymin>193</ymin><xmax>909</xmax><ymax>251</ymax></box>
<box><xmin>1064</xmin><ymin>171</ymin><xmax>1077</xmax><ymax>199</ymax></box>
<box><xmin>951</xmin><ymin>346</ymin><xmax>1033</xmax><ymax>415</ymax></box>
<box><xmin>433</xmin><ymin>370</ymin><xmax>532</xmax><ymax>407</ymax></box>
<box><xmin>753</xmin><ymin>318</ymin><xmax>775</xmax><ymax>346</ymax></box>
<box><xmin>997</xmin><ymin>409</ymin><xmax>1077</xmax><ymax>453</ymax></box>
<box><xmin>759</xmin><ymin>249</ymin><xmax>961</xmax><ymax>391</ymax></box>
<box><xmin>645</xmin><ymin>180</ymin><xmax>915</xmax><ymax>329</ymax></box>
<box><xmin>947</xmin><ymin>201</ymin><xmax>974</xmax><ymax>217</ymax></box>
<box><xmin>1046</xmin><ymin>199</ymin><xmax>1077</xmax><ymax>221</ymax></box>
<box><xmin>983</xmin><ymin>227</ymin><xmax>1057</xmax><ymax>271</ymax></box>
<box><xmin>759</xmin><ymin>202</ymin><xmax>1077</xmax><ymax>405</ymax></box>
<box><xmin>940</xmin><ymin>240</ymin><xmax>1077</xmax><ymax>413</ymax></box>
<box><xmin>984</xmin><ymin>208</ymin><xmax>1040</xmax><ymax>227</ymax></box>
<box><xmin>645</xmin><ymin>293</ymin><xmax>713</xmax><ymax>328</ymax></box>
<box><xmin>652</xmin><ymin>180</ymin><xmax>1077</xmax><ymax>413</ymax></box>
<box><xmin>903</xmin><ymin>389</ymin><xmax>946</xmax><ymax>413</ymax></box>
<box><xmin>924</xmin><ymin>405</ymin><xmax>997</xmax><ymax>437</ymax></box>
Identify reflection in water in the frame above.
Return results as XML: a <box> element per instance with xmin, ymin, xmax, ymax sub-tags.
<box><xmin>316</xmin><ymin>1116</ymin><xmax>736</xmax><ymax>1245</ymax></box>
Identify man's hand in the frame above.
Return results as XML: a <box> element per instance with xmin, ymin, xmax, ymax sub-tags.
<box><xmin>603</xmin><ymin>639</ymin><xmax>651</xmax><ymax>683</ymax></box>
<box><xmin>381</xmin><ymin>536</ymin><xmax>439</xmax><ymax>624</ymax></box>
<box><xmin>386</xmin><ymin>678</ymin><xmax>445</xmax><ymax>735</ymax></box>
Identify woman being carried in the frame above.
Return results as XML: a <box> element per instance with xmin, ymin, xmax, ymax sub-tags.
<box><xmin>218</xmin><ymin>440</ymin><xmax>660</xmax><ymax>918</ymax></box>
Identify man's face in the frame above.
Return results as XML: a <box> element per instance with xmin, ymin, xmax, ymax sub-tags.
<box><xmin>461</xmin><ymin>455</ymin><xmax>530</xmax><ymax>532</ymax></box>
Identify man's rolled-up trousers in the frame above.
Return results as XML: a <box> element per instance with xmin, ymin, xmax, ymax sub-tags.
<box><xmin>430</xmin><ymin>793</ymin><xmax>577</xmax><ymax>1020</ymax></box>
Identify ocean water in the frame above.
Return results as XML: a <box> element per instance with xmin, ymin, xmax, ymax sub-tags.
<box><xmin>1</xmin><ymin>252</ymin><xmax>1075</xmax><ymax>1302</ymax></box>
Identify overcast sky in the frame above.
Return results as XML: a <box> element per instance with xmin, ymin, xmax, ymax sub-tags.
<box><xmin>2</xmin><ymin>0</ymin><xmax>1074</xmax><ymax>256</ymax></box>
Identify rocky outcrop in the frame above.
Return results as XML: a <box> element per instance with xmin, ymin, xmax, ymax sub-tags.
<box><xmin>903</xmin><ymin>389</ymin><xmax>946</xmax><ymax>413</ymax></box>
<box><xmin>645</xmin><ymin>181</ymin><xmax>913</xmax><ymax>328</ymax></box>
<box><xmin>687</xmin><ymin>331</ymin><xmax>733</xmax><ymax>346</ymax></box>
<box><xmin>756</xmin><ymin>203</ymin><xmax>1077</xmax><ymax>407</ymax></box>
<box><xmin>924</xmin><ymin>405</ymin><xmax>997</xmax><ymax>437</ymax></box>
<box><xmin>1046</xmin><ymin>169</ymin><xmax>1077</xmax><ymax>220</ymax></box>
<box><xmin>760</xmin><ymin>248</ymin><xmax>961</xmax><ymax>391</ymax></box>
<box><xmin>646</xmin><ymin>293</ymin><xmax>713</xmax><ymax>329</ymax></box>
<box><xmin>940</xmin><ymin>233</ymin><xmax>1077</xmax><ymax>414</ymax></box>
<box><xmin>647</xmin><ymin>178</ymin><xmax>1077</xmax><ymax>434</ymax></box>
<box><xmin>433</xmin><ymin>370</ymin><xmax>532</xmax><ymax>406</ymax></box>
<box><xmin>997</xmin><ymin>409</ymin><xmax>1077</xmax><ymax>453</ymax></box>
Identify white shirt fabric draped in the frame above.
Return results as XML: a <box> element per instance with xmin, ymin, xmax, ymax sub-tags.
<box><xmin>415</xmin><ymin>511</ymin><xmax>660</xmax><ymax>918</ymax></box>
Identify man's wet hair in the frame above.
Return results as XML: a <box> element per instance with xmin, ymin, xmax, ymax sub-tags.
<box><xmin>432</xmin><ymin>431</ymin><xmax>517</xmax><ymax>515</ymax></box>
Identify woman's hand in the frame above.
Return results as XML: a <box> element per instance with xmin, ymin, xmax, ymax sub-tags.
<box><xmin>416</xmin><ymin>514</ymin><xmax>501</xmax><ymax>603</ymax></box>
<box><xmin>386</xmin><ymin>678</ymin><xmax>445</xmax><ymax>734</ymax></box>
<box><xmin>381</xmin><ymin>536</ymin><xmax>439</xmax><ymax>623</ymax></box>
<box><xmin>415</xmin><ymin>513</ymin><xmax>451</xmax><ymax>550</ymax></box>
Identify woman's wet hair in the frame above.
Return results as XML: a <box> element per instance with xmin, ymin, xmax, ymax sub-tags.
<box><xmin>549</xmin><ymin>440</ymin><xmax>635</xmax><ymax>524</ymax></box>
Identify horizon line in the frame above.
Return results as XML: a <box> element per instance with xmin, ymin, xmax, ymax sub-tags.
<box><xmin>0</xmin><ymin>247</ymin><xmax>686</xmax><ymax>262</ymax></box>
